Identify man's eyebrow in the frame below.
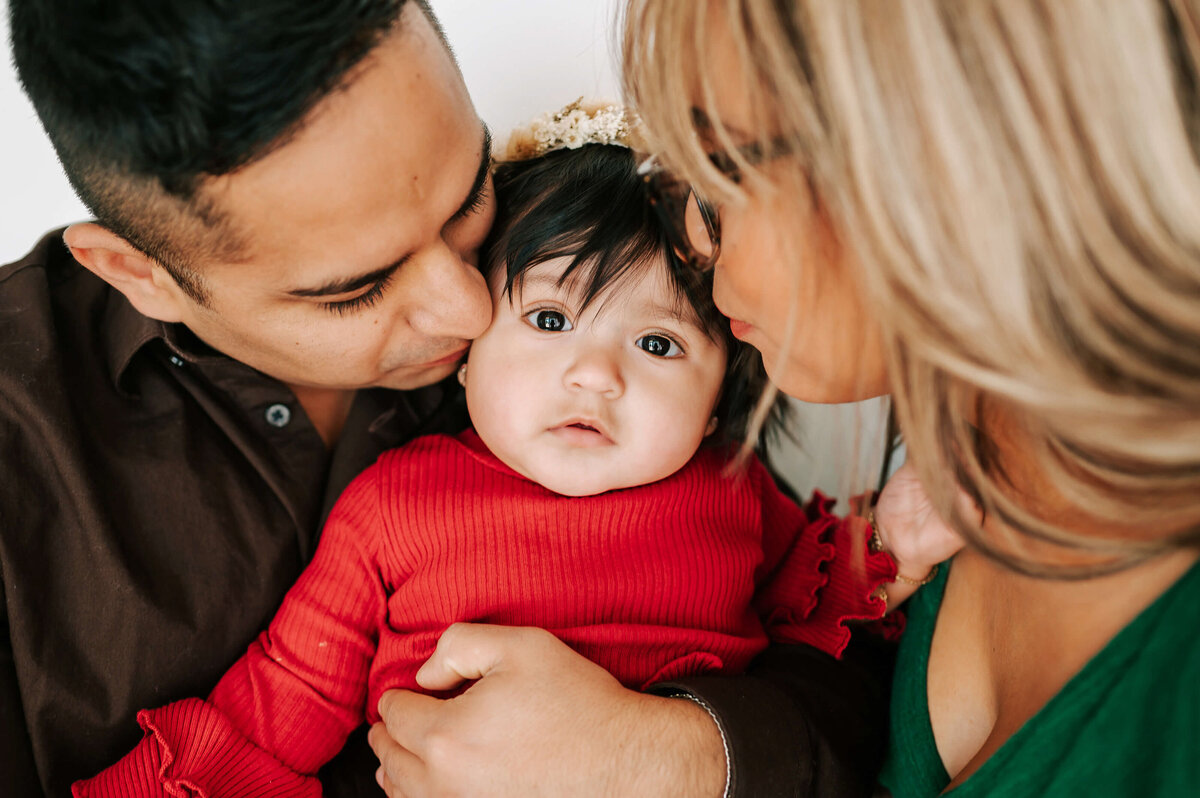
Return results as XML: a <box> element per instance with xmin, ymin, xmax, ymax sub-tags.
<box><xmin>286</xmin><ymin>258</ymin><xmax>407</xmax><ymax>299</ymax></box>
<box><xmin>447</xmin><ymin>124</ymin><xmax>493</xmax><ymax>224</ymax></box>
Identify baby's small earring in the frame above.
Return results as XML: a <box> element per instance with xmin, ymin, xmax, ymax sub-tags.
<box><xmin>457</xmin><ymin>363</ymin><xmax>468</xmax><ymax>387</ymax></box>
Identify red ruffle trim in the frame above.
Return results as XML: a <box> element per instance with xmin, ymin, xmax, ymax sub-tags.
<box><xmin>864</xmin><ymin>610</ymin><xmax>906</xmax><ymax>643</ymax></box>
<box><xmin>759</xmin><ymin>492</ymin><xmax>897</xmax><ymax>658</ymax></box>
<box><xmin>72</xmin><ymin>698</ymin><xmax>319</xmax><ymax>798</ymax></box>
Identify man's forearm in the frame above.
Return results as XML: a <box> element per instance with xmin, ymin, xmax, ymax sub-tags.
<box><xmin>622</xmin><ymin>693</ymin><xmax>728</xmax><ymax>798</ymax></box>
<box><xmin>652</xmin><ymin>631</ymin><xmax>896</xmax><ymax>798</ymax></box>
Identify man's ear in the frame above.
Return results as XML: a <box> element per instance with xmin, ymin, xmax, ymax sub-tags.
<box><xmin>63</xmin><ymin>223</ymin><xmax>190</xmax><ymax>323</ymax></box>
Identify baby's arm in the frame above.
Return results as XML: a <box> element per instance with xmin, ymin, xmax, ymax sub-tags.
<box><xmin>870</xmin><ymin>461</ymin><xmax>967</xmax><ymax>609</ymax></box>
<box><xmin>750</xmin><ymin>460</ymin><xmax>897</xmax><ymax>658</ymax></box>
<box><xmin>73</xmin><ymin>464</ymin><xmax>393</xmax><ymax>798</ymax></box>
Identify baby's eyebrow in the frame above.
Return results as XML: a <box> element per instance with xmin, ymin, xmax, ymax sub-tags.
<box><xmin>515</xmin><ymin>272</ymin><xmax>704</xmax><ymax>331</ymax></box>
<box><xmin>517</xmin><ymin>273</ymin><xmax>565</xmax><ymax>293</ymax></box>
<box><xmin>637</xmin><ymin>300</ymin><xmax>703</xmax><ymax>331</ymax></box>
<box><xmin>507</xmin><ymin>272</ymin><xmax>576</xmax><ymax>308</ymax></box>
<box><xmin>648</xmin><ymin>304</ymin><xmax>690</xmax><ymax>323</ymax></box>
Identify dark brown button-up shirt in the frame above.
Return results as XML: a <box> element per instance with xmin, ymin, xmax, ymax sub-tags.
<box><xmin>0</xmin><ymin>230</ymin><xmax>465</xmax><ymax>796</ymax></box>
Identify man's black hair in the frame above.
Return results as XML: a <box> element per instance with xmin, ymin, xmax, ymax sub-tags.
<box><xmin>8</xmin><ymin>0</ymin><xmax>440</xmax><ymax>302</ymax></box>
<box><xmin>484</xmin><ymin>143</ymin><xmax>789</xmax><ymax>452</ymax></box>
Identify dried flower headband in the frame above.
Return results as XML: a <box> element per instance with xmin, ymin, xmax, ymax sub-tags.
<box><xmin>502</xmin><ymin>98</ymin><xmax>636</xmax><ymax>161</ymax></box>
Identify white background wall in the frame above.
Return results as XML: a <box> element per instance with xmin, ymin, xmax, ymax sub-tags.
<box><xmin>0</xmin><ymin>0</ymin><xmax>889</xmax><ymax>501</ymax></box>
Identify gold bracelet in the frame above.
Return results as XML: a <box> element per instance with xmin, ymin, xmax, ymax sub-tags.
<box><xmin>866</xmin><ymin>508</ymin><xmax>940</xmax><ymax>586</ymax></box>
<box><xmin>866</xmin><ymin>508</ymin><xmax>886</xmax><ymax>552</ymax></box>
<box><xmin>894</xmin><ymin>563</ymin><xmax>939</xmax><ymax>587</ymax></box>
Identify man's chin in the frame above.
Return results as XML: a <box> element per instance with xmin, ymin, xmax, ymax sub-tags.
<box><xmin>372</xmin><ymin>360</ymin><xmax>460</xmax><ymax>391</ymax></box>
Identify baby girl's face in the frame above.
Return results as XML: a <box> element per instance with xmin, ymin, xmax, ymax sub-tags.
<box><xmin>463</xmin><ymin>256</ymin><xmax>727</xmax><ymax>496</ymax></box>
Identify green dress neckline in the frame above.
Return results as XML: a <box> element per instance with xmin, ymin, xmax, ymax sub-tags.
<box><xmin>879</xmin><ymin>555</ymin><xmax>1200</xmax><ymax>797</ymax></box>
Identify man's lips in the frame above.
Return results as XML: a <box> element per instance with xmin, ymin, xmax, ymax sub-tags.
<box><xmin>419</xmin><ymin>346</ymin><xmax>470</xmax><ymax>368</ymax></box>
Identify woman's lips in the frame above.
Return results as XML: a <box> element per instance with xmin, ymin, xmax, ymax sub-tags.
<box><xmin>728</xmin><ymin>318</ymin><xmax>754</xmax><ymax>340</ymax></box>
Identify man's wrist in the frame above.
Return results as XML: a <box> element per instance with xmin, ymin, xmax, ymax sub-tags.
<box><xmin>662</xmin><ymin>690</ymin><xmax>731</xmax><ymax>798</ymax></box>
<box><xmin>621</xmin><ymin>690</ymin><xmax>727</xmax><ymax>798</ymax></box>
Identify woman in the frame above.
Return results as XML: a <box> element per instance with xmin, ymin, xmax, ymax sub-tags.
<box><xmin>623</xmin><ymin>0</ymin><xmax>1200</xmax><ymax>794</ymax></box>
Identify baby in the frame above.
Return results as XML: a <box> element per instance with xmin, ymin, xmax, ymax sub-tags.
<box><xmin>76</xmin><ymin>105</ymin><xmax>951</xmax><ymax>798</ymax></box>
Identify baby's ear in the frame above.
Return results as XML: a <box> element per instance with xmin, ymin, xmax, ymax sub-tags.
<box><xmin>705</xmin><ymin>416</ymin><xmax>719</xmax><ymax>436</ymax></box>
<box><xmin>63</xmin><ymin>223</ymin><xmax>190</xmax><ymax>323</ymax></box>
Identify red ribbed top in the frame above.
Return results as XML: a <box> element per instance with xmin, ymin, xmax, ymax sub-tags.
<box><xmin>75</xmin><ymin>430</ymin><xmax>895</xmax><ymax>797</ymax></box>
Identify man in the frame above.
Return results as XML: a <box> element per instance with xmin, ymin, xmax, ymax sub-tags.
<box><xmin>2</xmin><ymin>1</ymin><xmax>891</xmax><ymax>795</ymax></box>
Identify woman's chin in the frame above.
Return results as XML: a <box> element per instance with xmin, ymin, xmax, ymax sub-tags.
<box><xmin>766</xmin><ymin>359</ymin><xmax>889</xmax><ymax>404</ymax></box>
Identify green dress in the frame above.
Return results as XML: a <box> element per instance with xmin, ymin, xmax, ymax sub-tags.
<box><xmin>879</xmin><ymin>557</ymin><xmax>1200</xmax><ymax>797</ymax></box>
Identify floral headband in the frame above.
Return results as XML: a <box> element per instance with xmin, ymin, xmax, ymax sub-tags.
<box><xmin>502</xmin><ymin>98</ymin><xmax>637</xmax><ymax>161</ymax></box>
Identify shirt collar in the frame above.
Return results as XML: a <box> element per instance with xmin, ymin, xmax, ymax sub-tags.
<box><xmin>103</xmin><ymin>288</ymin><xmax>166</xmax><ymax>388</ymax></box>
<box><xmin>102</xmin><ymin>287</ymin><xmax>205</xmax><ymax>391</ymax></box>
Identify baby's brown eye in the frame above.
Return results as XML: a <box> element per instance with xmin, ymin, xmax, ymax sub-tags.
<box><xmin>525</xmin><ymin>309</ymin><xmax>572</xmax><ymax>332</ymax></box>
<box><xmin>636</xmin><ymin>334</ymin><xmax>682</xmax><ymax>357</ymax></box>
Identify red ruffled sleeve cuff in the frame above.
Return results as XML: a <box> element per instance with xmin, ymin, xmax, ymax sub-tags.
<box><xmin>72</xmin><ymin>698</ymin><xmax>320</xmax><ymax>798</ymax></box>
<box><xmin>760</xmin><ymin>492</ymin><xmax>898</xmax><ymax>658</ymax></box>
<box><xmin>863</xmin><ymin>609</ymin><xmax>906</xmax><ymax>643</ymax></box>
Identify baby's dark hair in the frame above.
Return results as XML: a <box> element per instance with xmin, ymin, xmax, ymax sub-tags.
<box><xmin>483</xmin><ymin>143</ymin><xmax>787</xmax><ymax>451</ymax></box>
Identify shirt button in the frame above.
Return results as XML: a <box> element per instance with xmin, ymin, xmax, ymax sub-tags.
<box><xmin>265</xmin><ymin>403</ymin><xmax>292</xmax><ymax>428</ymax></box>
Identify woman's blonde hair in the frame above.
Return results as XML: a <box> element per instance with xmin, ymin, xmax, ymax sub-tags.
<box><xmin>623</xmin><ymin>0</ymin><xmax>1200</xmax><ymax>576</ymax></box>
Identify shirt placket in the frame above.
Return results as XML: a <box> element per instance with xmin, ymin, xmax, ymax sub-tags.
<box><xmin>159</xmin><ymin>338</ymin><xmax>331</xmax><ymax>561</ymax></box>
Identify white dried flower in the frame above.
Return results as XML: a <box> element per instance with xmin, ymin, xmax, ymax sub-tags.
<box><xmin>501</xmin><ymin>98</ymin><xmax>636</xmax><ymax>161</ymax></box>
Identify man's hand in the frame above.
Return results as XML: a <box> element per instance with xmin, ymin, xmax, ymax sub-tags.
<box><xmin>367</xmin><ymin>623</ymin><xmax>726</xmax><ymax>798</ymax></box>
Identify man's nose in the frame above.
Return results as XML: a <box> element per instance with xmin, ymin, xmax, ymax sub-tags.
<box><xmin>404</xmin><ymin>243</ymin><xmax>491</xmax><ymax>340</ymax></box>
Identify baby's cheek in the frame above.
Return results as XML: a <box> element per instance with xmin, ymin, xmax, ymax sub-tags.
<box><xmin>636</xmin><ymin>420</ymin><xmax>706</xmax><ymax>482</ymax></box>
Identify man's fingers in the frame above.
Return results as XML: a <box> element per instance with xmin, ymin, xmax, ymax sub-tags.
<box><xmin>414</xmin><ymin>622</ymin><xmax>542</xmax><ymax>691</ymax></box>
<box><xmin>375</xmin><ymin>689</ymin><xmax>447</xmax><ymax>751</ymax></box>
<box><xmin>371</xmin><ymin>625</ymin><xmax>569</xmax><ymax>796</ymax></box>
<box><xmin>368</xmin><ymin>719</ymin><xmax>426</xmax><ymax>796</ymax></box>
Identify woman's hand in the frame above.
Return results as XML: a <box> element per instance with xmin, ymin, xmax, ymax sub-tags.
<box><xmin>367</xmin><ymin>623</ymin><xmax>726</xmax><ymax>798</ymax></box>
<box><xmin>874</xmin><ymin>461</ymin><xmax>969</xmax><ymax>581</ymax></box>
